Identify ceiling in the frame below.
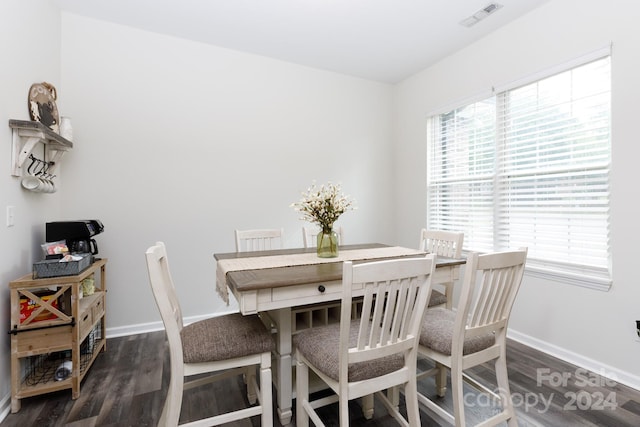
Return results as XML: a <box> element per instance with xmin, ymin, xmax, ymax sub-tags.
<box><xmin>52</xmin><ymin>0</ymin><xmax>550</xmax><ymax>84</ymax></box>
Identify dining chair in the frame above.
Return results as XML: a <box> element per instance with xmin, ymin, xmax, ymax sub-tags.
<box><xmin>417</xmin><ymin>248</ymin><xmax>527</xmax><ymax>427</ymax></box>
<box><xmin>302</xmin><ymin>225</ymin><xmax>344</xmax><ymax>248</ymax></box>
<box><xmin>235</xmin><ymin>228</ymin><xmax>284</xmax><ymax>252</ymax></box>
<box><xmin>145</xmin><ymin>242</ymin><xmax>275</xmax><ymax>426</ymax></box>
<box><xmin>294</xmin><ymin>254</ymin><xmax>436</xmax><ymax>427</ymax></box>
<box><xmin>419</xmin><ymin>228</ymin><xmax>464</xmax><ymax>309</ymax></box>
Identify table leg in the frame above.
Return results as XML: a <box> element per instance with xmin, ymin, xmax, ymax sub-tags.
<box><xmin>362</xmin><ymin>394</ymin><xmax>374</xmax><ymax>419</ymax></box>
<box><xmin>271</xmin><ymin>308</ymin><xmax>293</xmax><ymax>425</ymax></box>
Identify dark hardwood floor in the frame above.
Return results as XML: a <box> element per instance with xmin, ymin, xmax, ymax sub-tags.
<box><xmin>2</xmin><ymin>331</ymin><xmax>640</xmax><ymax>426</ymax></box>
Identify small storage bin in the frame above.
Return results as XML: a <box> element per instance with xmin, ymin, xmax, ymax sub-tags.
<box><xmin>33</xmin><ymin>254</ymin><xmax>92</xmax><ymax>279</ymax></box>
<box><xmin>19</xmin><ymin>291</ymin><xmax>59</xmax><ymax>323</ymax></box>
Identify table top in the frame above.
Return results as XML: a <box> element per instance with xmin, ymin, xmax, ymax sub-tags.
<box><xmin>214</xmin><ymin>244</ymin><xmax>464</xmax><ymax>292</ymax></box>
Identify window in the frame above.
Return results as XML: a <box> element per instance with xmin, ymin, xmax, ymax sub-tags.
<box><xmin>427</xmin><ymin>52</ymin><xmax>611</xmax><ymax>290</ymax></box>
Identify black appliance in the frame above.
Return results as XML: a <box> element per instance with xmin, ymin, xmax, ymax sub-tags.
<box><xmin>46</xmin><ymin>220</ymin><xmax>104</xmax><ymax>255</ymax></box>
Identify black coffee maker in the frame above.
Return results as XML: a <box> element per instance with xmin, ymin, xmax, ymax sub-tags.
<box><xmin>46</xmin><ymin>220</ymin><xmax>104</xmax><ymax>255</ymax></box>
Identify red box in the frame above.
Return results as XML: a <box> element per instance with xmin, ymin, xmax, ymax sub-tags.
<box><xmin>19</xmin><ymin>292</ymin><xmax>59</xmax><ymax>324</ymax></box>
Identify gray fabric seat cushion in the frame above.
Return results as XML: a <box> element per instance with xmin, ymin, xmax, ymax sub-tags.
<box><xmin>293</xmin><ymin>320</ymin><xmax>404</xmax><ymax>382</ymax></box>
<box><xmin>428</xmin><ymin>289</ymin><xmax>447</xmax><ymax>307</ymax></box>
<box><xmin>420</xmin><ymin>307</ymin><xmax>495</xmax><ymax>355</ymax></box>
<box><xmin>181</xmin><ymin>313</ymin><xmax>274</xmax><ymax>364</ymax></box>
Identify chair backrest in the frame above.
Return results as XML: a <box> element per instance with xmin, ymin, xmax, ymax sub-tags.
<box><xmin>456</xmin><ymin>248</ymin><xmax>527</xmax><ymax>344</ymax></box>
<box><xmin>339</xmin><ymin>255</ymin><xmax>436</xmax><ymax>381</ymax></box>
<box><xmin>145</xmin><ymin>242</ymin><xmax>185</xmax><ymax>364</ymax></box>
<box><xmin>235</xmin><ymin>228</ymin><xmax>284</xmax><ymax>252</ymax></box>
<box><xmin>302</xmin><ymin>225</ymin><xmax>344</xmax><ymax>248</ymax></box>
<box><xmin>419</xmin><ymin>228</ymin><xmax>464</xmax><ymax>258</ymax></box>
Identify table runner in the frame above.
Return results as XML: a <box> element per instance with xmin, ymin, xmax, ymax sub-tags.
<box><xmin>216</xmin><ymin>246</ymin><xmax>426</xmax><ymax>304</ymax></box>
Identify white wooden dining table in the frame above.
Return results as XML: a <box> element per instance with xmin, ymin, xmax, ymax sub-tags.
<box><xmin>214</xmin><ymin>243</ymin><xmax>465</xmax><ymax>425</ymax></box>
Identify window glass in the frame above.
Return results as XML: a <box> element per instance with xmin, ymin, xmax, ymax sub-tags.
<box><xmin>427</xmin><ymin>56</ymin><xmax>611</xmax><ymax>289</ymax></box>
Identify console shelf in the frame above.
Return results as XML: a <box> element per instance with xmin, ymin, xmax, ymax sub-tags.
<box><xmin>8</xmin><ymin>259</ymin><xmax>107</xmax><ymax>413</ymax></box>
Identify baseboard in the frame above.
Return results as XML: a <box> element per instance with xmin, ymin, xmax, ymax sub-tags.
<box><xmin>0</xmin><ymin>393</ymin><xmax>10</xmax><ymax>425</ymax></box>
<box><xmin>105</xmin><ymin>310</ymin><xmax>238</xmax><ymax>338</ymax></box>
<box><xmin>508</xmin><ymin>329</ymin><xmax>640</xmax><ymax>392</ymax></box>
<box><xmin>105</xmin><ymin>319</ymin><xmax>165</xmax><ymax>338</ymax></box>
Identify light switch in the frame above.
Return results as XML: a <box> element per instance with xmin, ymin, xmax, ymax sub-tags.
<box><xmin>6</xmin><ymin>206</ymin><xmax>15</xmax><ymax>227</ymax></box>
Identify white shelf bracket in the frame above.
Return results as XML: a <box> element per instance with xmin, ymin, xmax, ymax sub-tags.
<box><xmin>12</xmin><ymin>134</ymin><xmax>41</xmax><ymax>176</ymax></box>
<box><xmin>9</xmin><ymin>119</ymin><xmax>73</xmax><ymax>177</ymax></box>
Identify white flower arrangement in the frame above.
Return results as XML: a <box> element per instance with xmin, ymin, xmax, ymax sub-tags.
<box><xmin>291</xmin><ymin>182</ymin><xmax>356</xmax><ymax>232</ymax></box>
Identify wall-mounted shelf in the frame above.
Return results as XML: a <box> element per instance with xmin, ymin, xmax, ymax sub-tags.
<box><xmin>9</xmin><ymin>119</ymin><xmax>73</xmax><ymax>177</ymax></box>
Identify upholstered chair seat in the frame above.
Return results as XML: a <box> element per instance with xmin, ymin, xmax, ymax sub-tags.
<box><xmin>181</xmin><ymin>313</ymin><xmax>274</xmax><ymax>363</ymax></box>
<box><xmin>427</xmin><ymin>291</ymin><xmax>448</xmax><ymax>307</ymax></box>
<box><xmin>293</xmin><ymin>320</ymin><xmax>404</xmax><ymax>382</ymax></box>
<box><xmin>419</xmin><ymin>307</ymin><xmax>495</xmax><ymax>356</ymax></box>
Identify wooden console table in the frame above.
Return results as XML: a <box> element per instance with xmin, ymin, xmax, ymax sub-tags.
<box><xmin>8</xmin><ymin>258</ymin><xmax>107</xmax><ymax>413</ymax></box>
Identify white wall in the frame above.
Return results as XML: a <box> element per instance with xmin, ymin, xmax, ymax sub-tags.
<box><xmin>394</xmin><ymin>0</ymin><xmax>640</xmax><ymax>389</ymax></box>
<box><xmin>4</xmin><ymin>0</ymin><xmax>640</xmax><ymax>419</ymax></box>
<box><xmin>0</xmin><ymin>0</ymin><xmax>63</xmax><ymax>415</ymax></box>
<box><xmin>58</xmin><ymin>14</ymin><xmax>394</xmax><ymax>333</ymax></box>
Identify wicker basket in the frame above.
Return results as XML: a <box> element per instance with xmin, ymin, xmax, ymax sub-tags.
<box><xmin>33</xmin><ymin>254</ymin><xmax>92</xmax><ymax>279</ymax></box>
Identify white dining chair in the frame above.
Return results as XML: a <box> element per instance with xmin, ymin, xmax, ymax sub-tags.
<box><xmin>235</xmin><ymin>228</ymin><xmax>284</xmax><ymax>252</ymax></box>
<box><xmin>294</xmin><ymin>254</ymin><xmax>436</xmax><ymax>426</ymax></box>
<box><xmin>419</xmin><ymin>228</ymin><xmax>464</xmax><ymax>309</ymax></box>
<box><xmin>302</xmin><ymin>225</ymin><xmax>344</xmax><ymax>248</ymax></box>
<box><xmin>145</xmin><ymin>241</ymin><xmax>274</xmax><ymax>426</ymax></box>
<box><xmin>417</xmin><ymin>248</ymin><xmax>527</xmax><ymax>427</ymax></box>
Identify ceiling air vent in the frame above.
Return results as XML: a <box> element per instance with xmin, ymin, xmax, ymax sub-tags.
<box><xmin>460</xmin><ymin>3</ymin><xmax>504</xmax><ymax>28</ymax></box>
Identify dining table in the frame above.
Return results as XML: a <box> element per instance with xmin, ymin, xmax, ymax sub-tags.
<box><xmin>214</xmin><ymin>243</ymin><xmax>465</xmax><ymax>425</ymax></box>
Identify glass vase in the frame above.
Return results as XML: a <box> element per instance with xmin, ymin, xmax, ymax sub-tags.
<box><xmin>317</xmin><ymin>229</ymin><xmax>339</xmax><ymax>258</ymax></box>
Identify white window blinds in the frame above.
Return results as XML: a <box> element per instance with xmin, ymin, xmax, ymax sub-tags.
<box><xmin>427</xmin><ymin>54</ymin><xmax>611</xmax><ymax>290</ymax></box>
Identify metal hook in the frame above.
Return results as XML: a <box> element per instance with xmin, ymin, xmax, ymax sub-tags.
<box><xmin>45</xmin><ymin>162</ymin><xmax>56</xmax><ymax>180</ymax></box>
<box><xmin>27</xmin><ymin>154</ymin><xmax>38</xmax><ymax>175</ymax></box>
<box><xmin>41</xmin><ymin>161</ymin><xmax>51</xmax><ymax>178</ymax></box>
<box><xmin>34</xmin><ymin>158</ymin><xmax>47</xmax><ymax>176</ymax></box>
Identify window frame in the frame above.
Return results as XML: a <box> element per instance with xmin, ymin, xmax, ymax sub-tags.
<box><xmin>426</xmin><ymin>46</ymin><xmax>612</xmax><ymax>291</ymax></box>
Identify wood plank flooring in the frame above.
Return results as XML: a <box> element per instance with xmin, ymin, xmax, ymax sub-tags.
<box><xmin>2</xmin><ymin>331</ymin><xmax>640</xmax><ymax>426</ymax></box>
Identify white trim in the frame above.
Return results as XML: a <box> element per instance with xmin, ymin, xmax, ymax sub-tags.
<box><xmin>104</xmin><ymin>310</ymin><xmax>239</xmax><ymax>338</ymax></box>
<box><xmin>0</xmin><ymin>393</ymin><xmax>10</xmax><ymax>424</ymax></box>
<box><xmin>425</xmin><ymin>43</ymin><xmax>612</xmax><ymax>119</ymax></box>
<box><xmin>105</xmin><ymin>320</ymin><xmax>165</xmax><ymax>338</ymax></box>
<box><xmin>492</xmin><ymin>43</ymin><xmax>612</xmax><ymax>93</ymax></box>
<box><xmin>425</xmin><ymin>87</ymin><xmax>494</xmax><ymax>118</ymax></box>
<box><xmin>463</xmin><ymin>250</ymin><xmax>613</xmax><ymax>292</ymax></box>
<box><xmin>508</xmin><ymin>329</ymin><xmax>640</xmax><ymax>393</ymax></box>
<box><xmin>525</xmin><ymin>267</ymin><xmax>612</xmax><ymax>292</ymax></box>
